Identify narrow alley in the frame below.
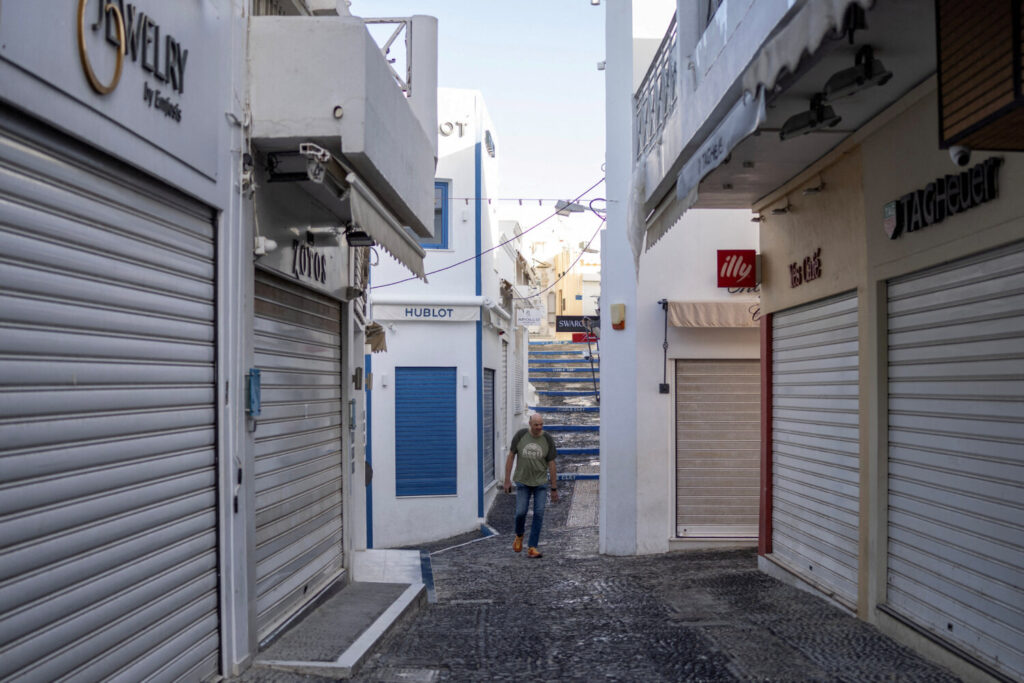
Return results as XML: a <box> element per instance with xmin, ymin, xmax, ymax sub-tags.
<box><xmin>347</xmin><ymin>487</ymin><xmax>958</xmax><ymax>682</ymax></box>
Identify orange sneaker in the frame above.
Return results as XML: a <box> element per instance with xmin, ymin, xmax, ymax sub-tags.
<box><xmin>513</xmin><ymin>535</ymin><xmax>523</xmax><ymax>553</ymax></box>
<box><xmin>527</xmin><ymin>547</ymin><xmax>543</xmax><ymax>559</ymax></box>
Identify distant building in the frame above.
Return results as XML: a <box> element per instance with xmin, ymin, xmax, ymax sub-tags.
<box><xmin>606</xmin><ymin>1</ymin><xmax>1024</xmax><ymax>681</ymax></box>
<box><xmin>367</xmin><ymin>89</ymin><xmax>534</xmax><ymax>548</ymax></box>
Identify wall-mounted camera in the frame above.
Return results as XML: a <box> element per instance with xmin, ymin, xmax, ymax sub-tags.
<box><xmin>949</xmin><ymin>145</ymin><xmax>971</xmax><ymax>167</ymax></box>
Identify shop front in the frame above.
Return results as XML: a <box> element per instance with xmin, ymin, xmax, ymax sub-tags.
<box><xmin>0</xmin><ymin>2</ymin><xmax>234</xmax><ymax>678</ymax></box>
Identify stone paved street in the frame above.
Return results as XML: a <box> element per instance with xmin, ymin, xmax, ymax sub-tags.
<box><xmin>351</xmin><ymin>486</ymin><xmax>961</xmax><ymax>682</ymax></box>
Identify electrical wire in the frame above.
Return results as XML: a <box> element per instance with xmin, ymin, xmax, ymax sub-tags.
<box><xmin>370</xmin><ymin>176</ymin><xmax>605</xmax><ymax>290</ymax></box>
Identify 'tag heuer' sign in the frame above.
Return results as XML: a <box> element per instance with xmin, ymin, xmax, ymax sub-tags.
<box><xmin>717</xmin><ymin>250</ymin><xmax>757</xmax><ymax>288</ymax></box>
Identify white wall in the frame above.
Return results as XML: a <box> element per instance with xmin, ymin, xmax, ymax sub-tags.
<box><xmin>633</xmin><ymin>208</ymin><xmax>760</xmax><ymax>553</ymax></box>
<box><xmin>369</xmin><ymin>321</ymin><xmax>480</xmax><ymax>547</ymax></box>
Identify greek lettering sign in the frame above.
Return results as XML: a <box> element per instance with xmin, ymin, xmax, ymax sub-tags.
<box><xmin>516</xmin><ymin>307</ymin><xmax>543</xmax><ymax>327</ymax></box>
<box><xmin>374</xmin><ymin>304</ymin><xmax>480</xmax><ymax>322</ymax></box>
<box><xmin>555</xmin><ymin>316</ymin><xmax>599</xmax><ymax>333</ymax></box>
<box><xmin>884</xmin><ymin>158</ymin><xmax>1001</xmax><ymax>240</ymax></box>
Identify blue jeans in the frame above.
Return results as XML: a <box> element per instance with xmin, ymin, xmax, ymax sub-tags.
<box><xmin>514</xmin><ymin>483</ymin><xmax>549</xmax><ymax>548</ymax></box>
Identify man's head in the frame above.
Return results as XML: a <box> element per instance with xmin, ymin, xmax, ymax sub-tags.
<box><xmin>528</xmin><ymin>413</ymin><xmax>544</xmax><ymax>437</ymax></box>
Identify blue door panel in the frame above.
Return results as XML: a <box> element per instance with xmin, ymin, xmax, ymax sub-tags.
<box><xmin>395</xmin><ymin>367</ymin><xmax>457</xmax><ymax>496</ymax></box>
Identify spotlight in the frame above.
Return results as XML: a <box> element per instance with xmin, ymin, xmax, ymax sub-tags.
<box><xmin>779</xmin><ymin>94</ymin><xmax>842</xmax><ymax>141</ymax></box>
<box><xmin>345</xmin><ymin>227</ymin><xmax>375</xmax><ymax>247</ymax></box>
<box><xmin>823</xmin><ymin>45</ymin><xmax>892</xmax><ymax>102</ymax></box>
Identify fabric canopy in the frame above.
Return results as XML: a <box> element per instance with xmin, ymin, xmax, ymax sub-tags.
<box><xmin>347</xmin><ymin>172</ymin><xmax>427</xmax><ymax>281</ymax></box>
<box><xmin>668</xmin><ymin>300</ymin><xmax>759</xmax><ymax>328</ymax></box>
<box><xmin>365</xmin><ymin>321</ymin><xmax>387</xmax><ymax>353</ymax></box>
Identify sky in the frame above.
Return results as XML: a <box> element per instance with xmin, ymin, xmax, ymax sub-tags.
<box><xmin>350</xmin><ymin>1</ymin><xmax>607</xmax><ymax>214</ymax></box>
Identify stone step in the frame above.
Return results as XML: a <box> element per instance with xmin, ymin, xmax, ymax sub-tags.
<box><xmin>529</xmin><ymin>358</ymin><xmax>599</xmax><ymax>364</ymax></box>
<box><xmin>529</xmin><ymin>377</ymin><xmax>598</xmax><ymax>383</ymax></box>
<box><xmin>529</xmin><ymin>367</ymin><xmax>597</xmax><ymax>373</ymax></box>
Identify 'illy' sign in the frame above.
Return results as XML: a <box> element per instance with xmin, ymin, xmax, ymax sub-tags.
<box><xmin>884</xmin><ymin>157</ymin><xmax>1001</xmax><ymax>240</ymax></box>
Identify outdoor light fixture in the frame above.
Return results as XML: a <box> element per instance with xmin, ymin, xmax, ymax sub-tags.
<box><xmin>823</xmin><ymin>45</ymin><xmax>892</xmax><ymax>102</ymax></box>
<box><xmin>344</xmin><ymin>226</ymin><xmax>375</xmax><ymax>247</ymax></box>
<box><xmin>555</xmin><ymin>200</ymin><xmax>587</xmax><ymax>216</ymax></box>
<box><xmin>779</xmin><ymin>94</ymin><xmax>842</xmax><ymax>141</ymax></box>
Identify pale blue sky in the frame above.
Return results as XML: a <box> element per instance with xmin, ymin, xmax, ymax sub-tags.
<box><xmin>351</xmin><ymin>1</ymin><xmax>607</xmax><ymax>205</ymax></box>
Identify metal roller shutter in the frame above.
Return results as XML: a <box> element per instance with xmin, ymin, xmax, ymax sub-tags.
<box><xmin>675</xmin><ymin>359</ymin><xmax>760</xmax><ymax>538</ymax></box>
<box><xmin>253</xmin><ymin>271</ymin><xmax>344</xmax><ymax>640</ymax></box>
<box><xmin>514</xmin><ymin>329</ymin><xmax>524</xmax><ymax>414</ymax></box>
<box><xmin>886</xmin><ymin>242</ymin><xmax>1024</xmax><ymax>681</ymax></box>
<box><xmin>0</xmin><ymin>108</ymin><xmax>219</xmax><ymax>681</ymax></box>
<box><xmin>771</xmin><ymin>291</ymin><xmax>859</xmax><ymax>608</ymax></box>
<box><xmin>483</xmin><ymin>368</ymin><xmax>495</xmax><ymax>486</ymax></box>
<box><xmin>395</xmin><ymin>367</ymin><xmax>457</xmax><ymax>496</ymax></box>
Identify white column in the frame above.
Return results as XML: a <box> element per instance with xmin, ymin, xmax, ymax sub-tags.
<box><xmin>599</xmin><ymin>0</ymin><xmax>639</xmax><ymax>556</ymax></box>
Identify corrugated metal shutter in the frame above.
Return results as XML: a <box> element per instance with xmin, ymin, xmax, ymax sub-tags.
<box><xmin>395</xmin><ymin>367</ymin><xmax>456</xmax><ymax>496</ymax></box>
<box><xmin>501</xmin><ymin>340</ymin><xmax>509</xmax><ymax>447</ymax></box>
<box><xmin>0</xmin><ymin>107</ymin><xmax>219</xmax><ymax>681</ymax></box>
<box><xmin>253</xmin><ymin>270</ymin><xmax>343</xmax><ymax>640</ymax></box>
<box><xmin>886</xmin><ymin>242</ymin><xmax>1024</xmax><ymax>681</ymax></box>
<box><xmin>483</xmin><ymin>368</ymin><xmax>495</xmax><ymax>485</ymax></box>
<box><xmin>771</xmin><ymin>291</ymin><xmax>859</xmax><ymax>608</ymax></box>
<box><xmin>675</xmin><ymin>359</ymin><xmax>760</xmax><ymax>538</ymax></box>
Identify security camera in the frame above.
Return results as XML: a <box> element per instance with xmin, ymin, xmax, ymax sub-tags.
<box><xmin>949</xmin><ymin>145</ymin><xmax>971</xmax><ymax>167</ymax></box>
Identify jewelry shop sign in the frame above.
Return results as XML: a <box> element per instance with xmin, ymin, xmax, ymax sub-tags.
<box><xmin>0</xmin><ymin>1</ymin><xmax>222</xmax><ymax>179</ymax></box>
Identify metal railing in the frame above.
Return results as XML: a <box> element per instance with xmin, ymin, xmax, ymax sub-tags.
<box><xmin>634</xmin><ymin>14</ymin><xmax>678</xmax><ymax>160</ymax></box>
<box><xmin>364</xmin><ymin>18</ymin><xmax>413</xmax><ymax>96</ymax></box>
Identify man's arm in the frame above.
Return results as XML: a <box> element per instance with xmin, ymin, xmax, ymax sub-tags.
<box><xmin>503</xmin><ymin>449</ymin><xmax>516</xmax><ymax>493</ymax></box>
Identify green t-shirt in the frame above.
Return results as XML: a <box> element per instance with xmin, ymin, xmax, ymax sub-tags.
<box><xmin>510</xmin><ymin>428</ymin><xmax>557</xmax><ymax>487</ymax></box>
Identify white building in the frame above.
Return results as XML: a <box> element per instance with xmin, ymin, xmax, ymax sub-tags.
<box><xmin>600</xmin><ymin>0</ymin><xmax>762</xmax><ymax>558</ymax></box>
<box><xmin>606</xmin><ymin>1</ymin><xmax>1024</xmax><ymax>681</ymax></box>
<box><xmin>0</xmin><ymin>1</ymin><xmax>436</xmax><ymax>677</ymax></box>
<box><xmin>367</xmin><ymin>89</ymin><xmax>533</xmax><ymax>548</ymax></box>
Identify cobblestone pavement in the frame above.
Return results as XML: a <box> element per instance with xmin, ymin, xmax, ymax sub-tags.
<box><xmin>353</xmin><ymin>488</ymin><xmax>960</xmax><ymax>682</ymax></box>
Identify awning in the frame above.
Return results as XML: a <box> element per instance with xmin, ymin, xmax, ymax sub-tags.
<box><xmin>639</xmin><ymin>0</ymin><xmax>874</xmax><ymax>256</ymax></box>
<box><xmin>365</xmin><ymin>321</ymin><xmax>388</xmax><ymax>353</ymax></box>
<box><xmin>345</xmin><ymin>172</ymin><xmax>427</xmax><ymax>281</ymax></box>
<box><xmin>295</xmin><ymin>143</ymin><xmax>427</xmax><ymax>281</ymax></box>
<box><xmin>668</xmin><ymin>301</ymin><xmax>759</xmax><ymax>328</ymax></box>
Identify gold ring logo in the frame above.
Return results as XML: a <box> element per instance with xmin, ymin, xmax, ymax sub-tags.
<box><xmin>77</xmin><ymin>0</ymin><xmax>126</xmax><ymax>95</ymax></box>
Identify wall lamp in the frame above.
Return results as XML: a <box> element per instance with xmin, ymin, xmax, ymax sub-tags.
<box><xmin>344</xmin><ymin>225</ymin><xmax>375</xmax><ymax>247</ymax></box>
<box><xmin>823</xmin><ymin>45</ymin><xmax>892</xmax><ymax>102</ymax></box>
<box><xmin>779</xmin><ymin>94</ymin><xmax>841</xmax><ymax>141</ymax></box>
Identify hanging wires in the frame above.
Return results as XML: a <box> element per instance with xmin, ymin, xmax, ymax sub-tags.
<box><xmin>513</xmin><ymin>215</ymin><xmax>605</xmax><ymax>300</ymax></box>
<box><xmin>370</xmin><ymin>176</ymin><xmax>606</xmax><ymax>290</ymax></box>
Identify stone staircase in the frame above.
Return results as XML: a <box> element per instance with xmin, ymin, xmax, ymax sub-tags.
<box><xmin>528</xmin><ymin>340</ymin><xmax>600</xmax><ymax>475</ymax></box>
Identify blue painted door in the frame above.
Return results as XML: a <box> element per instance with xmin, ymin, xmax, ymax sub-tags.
<box><xmin>395</xmin><ymin>367</ymin><xmax>457</xmax><ymax>496</ymax></box>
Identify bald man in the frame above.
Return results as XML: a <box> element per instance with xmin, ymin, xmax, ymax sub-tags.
<box><xmin>504</xmin><ymin>413</ymin><xmax>559</xmax><ymax>558</ymax></box>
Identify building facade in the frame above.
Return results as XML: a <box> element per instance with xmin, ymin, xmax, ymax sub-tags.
<box><xmin>0</xmin><ymin>1</ymin><xmax>436</xmax><ymax>678</ymax></box>
<box><xmin>367</xmin><ymin>89</ymin><xmax>533</xmax><ymax>548</ymax></box>
<box><xmin>609</xmin><ymin>0</ymin><xmax>1024</xmax><ymax>681</ymax></box>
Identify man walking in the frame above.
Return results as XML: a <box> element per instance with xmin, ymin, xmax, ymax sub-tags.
<box><xmin>504</xmin><ymin>413</ymin><xmax>559</xmax><ymax>558</ymax></box>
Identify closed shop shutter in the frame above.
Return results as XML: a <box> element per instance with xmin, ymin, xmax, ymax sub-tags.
<box><xmin>675</xmin><ymin>359</ymin><xmax>760</xmax><ymax>538</ymax></box>
<box><xmin>771</xmin><ymin>291</ymin><xmax>859</xmax><ymax>608</ymax></box>
<box><xmin>395</xmin><ymin>367</ymin><xmax>457</xmax><ymax>496</ymax></box>
<box><xmin>886</xmin><ymin>242</ymin><xmax>1024</xmax><ymax>681</ymax></box>
<box><xmin>483</xmin><ymin>368</ymin><xmax>495</xmax><ymax>485</ymax></box>
<box><xmin>0</xmin><ymin>108</ymin><xmax>220</xmax><ymax>681</ymax></box>
<box><xmin>253</xmin><ymin>270</ymin><xmax>344</xmax><ymax>640</ymax></box>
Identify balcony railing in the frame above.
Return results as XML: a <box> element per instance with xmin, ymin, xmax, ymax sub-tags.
<box><xmin>634</xmin><ymin>14</ymin><xmax>678</xmax><ymax>160</ymax></box>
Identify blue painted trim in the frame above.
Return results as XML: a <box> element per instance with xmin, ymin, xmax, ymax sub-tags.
<box><xmin>529</xmin><ymin>367</ymin><xmax>598</xmax><ymax>373</ymax></box>
<box><xmin>559</xmin><ymin>447</ymin><xmax>600</xmax><ymax>455</ymax></box>
<box><xmin>475</xmin><ymin>141</ymin><xmax>484</xmax><ymax>519</ymax></box>
<box><xmin>420</xmin><ymin>181</ymin><xmax>450</xmax><ymax>249</ymax></box>
<box><xmin>419</xmin><ymin>550</ymin><xmax>436</xmax><ymax>603</ymax></box>
<box><xmin>364</xmin><ymin>352</ymin><xmax>373</xmax><ymax>549</ymax></box>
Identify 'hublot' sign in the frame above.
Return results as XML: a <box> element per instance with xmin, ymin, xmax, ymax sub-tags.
<box><xmin>884</xmin><ymin>158</ymin><xmax>1001</xmax><ymax>240</ymax></box>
